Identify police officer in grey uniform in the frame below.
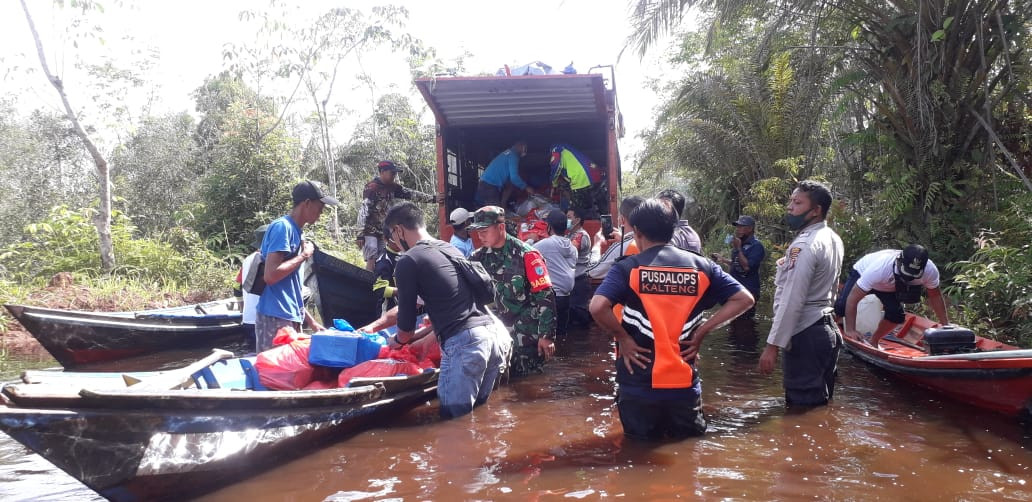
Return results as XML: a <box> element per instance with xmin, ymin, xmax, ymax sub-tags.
<box><xmin>758</xmin><ymin>180</ymin><xmax>844</xmax><ymax>407</ymax></box>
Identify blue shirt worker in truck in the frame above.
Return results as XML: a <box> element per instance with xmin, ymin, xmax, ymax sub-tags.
<box><xmin>476</xmin><ymin>141</ymin><xmax>532</xmax><ymax>208</ymax></box>
<box><xmin>590</xmin><ymin>198</ymin><xmax>754</xmax><ymax>440</ymax></box>
<box><xmin>549</xmin><ymin>143</ymin><xmax>605</xmax><ymax>218</ymax></box>
<box><xmin>759</xmin><ymin>180</ymin><xmax>844</xmax><ymax>407</ymax></box>
<box><xmin>835</xmin><ymin>244</ymin><xmax>949</xmax><ymax>347</ymax></box>
<box><xmin>256</xmin><ymin>180</ymin><xmax>337</xmax><ymax>352</ymax></box>
<box><xmin>357</xmin><ymin>160</ymin><xmax>439</xmax><ymax>271</ymax></box>
<box><xmin>469</xmin><ymin>205</ymin><xmax>557</xmax><ymax>376</ymax></box>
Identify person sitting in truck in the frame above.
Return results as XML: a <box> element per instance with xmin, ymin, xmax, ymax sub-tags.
<box><xmin>835</xmin><ymin>244</ymin><xmax>950</xmax><ymax>347</ymax></box>
<box><xmin>476</xmin><ymin>141</ymin><xmax>532</xmax><ymax>208</ymax></box>
<box><xmin>549</xmin><ymin>143</ymin><xmax>606</xmax><ymax>218</ymax></box>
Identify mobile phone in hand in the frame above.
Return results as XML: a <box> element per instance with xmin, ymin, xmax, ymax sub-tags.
<box><xmin>600</xmin><ymin>214</ymin><xmax>613</xmax><ymax>237</ymax></box>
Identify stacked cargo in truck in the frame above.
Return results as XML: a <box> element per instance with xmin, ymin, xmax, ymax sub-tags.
<box><xmin>415</xmin><ymin>68</ymin><xmax>624</xmax><ymax>240</ymax></box>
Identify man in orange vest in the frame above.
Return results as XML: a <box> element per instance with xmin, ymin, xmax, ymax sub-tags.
<box><xmin>590</xmin><ymin>198</ymin><xmax>754</xmax><ymax>440</ymax></box>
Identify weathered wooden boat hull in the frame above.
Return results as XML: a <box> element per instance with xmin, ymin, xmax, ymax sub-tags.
<box><xmin>311</xmin><ymin>248</ymin><xmax>382</xmax><ymax>331</ymax></box>
<box><xmin>0</xmin><ymin>367</ymin><xmax>438</xmax><ymax>501</ymax></box>
<box><xmin>6</xmin><ymin>251</ymin><xmax>384</xmax><ymax>368</ymax></box>
<box><xmin>4</xmin><ymin>299</ymin><xmax>245</xmax><ymax>367</ymax></box>
<box><xmin>843</xmin><ymin>314</ymin><xmax>1032</xmax><ymax>417</ymax></box>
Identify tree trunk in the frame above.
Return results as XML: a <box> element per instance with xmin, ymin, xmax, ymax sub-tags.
<box><xmin>20</xmin><ymin>0</ymin><xmax>115</xmax><ymax>272</ymax></box>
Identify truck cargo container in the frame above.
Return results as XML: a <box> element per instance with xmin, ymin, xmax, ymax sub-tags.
<box><xmin>415</xmin><ymin>67</ymin><xmax>624</xmax><ymax>240</ymax></box>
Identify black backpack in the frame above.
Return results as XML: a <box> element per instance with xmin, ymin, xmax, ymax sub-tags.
<box><xmin>429</xmin><ymin>242</ymin><xmax>496</xmax><ymax>307</ymax></box>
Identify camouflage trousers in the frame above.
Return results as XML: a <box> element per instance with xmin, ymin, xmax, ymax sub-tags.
<box><xmin>509</xmin><ymin>329</ymin><xmax>546</xmax><ymax>377</ymax></box>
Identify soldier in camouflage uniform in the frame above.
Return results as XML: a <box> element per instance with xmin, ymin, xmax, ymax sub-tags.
<box><xmin>468</xmin><ymin>206</ymin><xmax>557</xmax><ymax>376</ymax></box>
<box><xmin>356</xmin><ymin>160</ymin><xmax>439</xmax><ymax>270</ymax></box>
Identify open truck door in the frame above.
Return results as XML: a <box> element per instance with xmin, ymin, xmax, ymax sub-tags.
<box><xmin>415</xmin><ymin>71</ymin><xmax>623</xmax><ymax>241</ymax></box>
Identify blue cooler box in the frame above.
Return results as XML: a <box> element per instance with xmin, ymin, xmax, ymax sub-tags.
<box><xmin>309</xmin><ymin>330</ymin><xmax>382</xmax><ymax>368</ymax></box>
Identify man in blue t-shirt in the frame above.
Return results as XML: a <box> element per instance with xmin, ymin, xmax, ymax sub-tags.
<box><xmin>255</xmin><ymin>180</ymin><xmax>339</xmax><ymax>352</ymax></box>
<box><xmin>590</xmin><ymin>198</ymin><xmax>754</xmax><ymax>440</ymax></box>
<box><xmin>448</xmin><ymin>207</ymin><xmax>475</xmax><ymax>257</ymax></box>
<box><xmin>476</xmin><ymin>141</ymin><xmax>532</xmax><ymax>208</ymax></box>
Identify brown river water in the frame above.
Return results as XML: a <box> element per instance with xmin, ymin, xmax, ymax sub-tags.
<box><xmin>1</xmin><ymin>315</ymin><xmax>1031</xmax><ymax>500</ymax></box>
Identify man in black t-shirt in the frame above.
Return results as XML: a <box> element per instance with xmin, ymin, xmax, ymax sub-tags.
<box><xmin>378</xmin><ymin>202</ymin><xmax>509</xmax><ymax>419</ymax></box>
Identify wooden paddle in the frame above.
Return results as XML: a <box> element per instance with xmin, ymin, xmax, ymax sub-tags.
<box><xmin>122</xmin><ymin>348</ymin><xmax>235</xmax><ymax>390</ymax></box>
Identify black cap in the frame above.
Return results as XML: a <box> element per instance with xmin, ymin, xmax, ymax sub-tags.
<box><xmin>896</xmin><ymin>244</ymin><xmax>929</xmax><ymax>279</ymax></box>
<box><xmin>377</xmin><ymin>160</ymin><xmax>404</xmax><ymax>173</ymax></box>
<box><xmin>545</xmin><ymin>209</ymin><xmax>567</xmax><ymax>234</ymax></box>
<box><xmin>250</xmin><ymin>224</ymin><xmax>269</xmax><ymax>250</ymax></box>
<box><xmin>733</xmin><ymin>215</ymin><xmax>756</xmax><ymax>227</ymax></box>
<box><xmin>292</xmin><ymin>180</ymin><xmax>339</xmax><ymax>206</ymax></box>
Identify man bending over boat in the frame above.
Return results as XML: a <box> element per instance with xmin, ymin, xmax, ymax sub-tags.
<box><xmin>255</xmin><ymin>180</ymin><xmax>338</xmax><ymax>352</ymax></box>
<box><xmin>836</xmin><ymin>244</ymin><xmax>949</xmax><ymax>347</ymax></box>
<box><xmin>377</xmin><ymin>201</ymin><xmax>510</xmax><ymax>419</ymax></box>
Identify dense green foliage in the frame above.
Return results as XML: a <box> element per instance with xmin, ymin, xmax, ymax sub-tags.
<box><xmin>2</xmin><ymin>1</ymin><xmax>1030</xmax><ymax>348</ymax></box>
<box><xmin>0</xmin><ymin>206</ymin><xmax>231</xmax><ymax>294</ymax></box>
<box><xmin>632</xmin><ymin>0</ymin><xmax>1032</xmax><ymax>344</ymax></box>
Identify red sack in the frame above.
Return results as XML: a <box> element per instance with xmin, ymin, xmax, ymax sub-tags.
<box><xmin>272</xmin><ymin>325</ymin><xmax>309</xmax><ymax>346</ymax></box>
<box><xmin>338</xmin><ymin>359</ymin><xmax>424</xmax><ymax>387</ymax></box>
<box><xmin>255</xmin><ymin>339</ymin><xmax>314</xmax><ymax>390</ymax></box>
<box><xmin>378</xmin><ymin>336</ymin><xmax>441</xmax><ymax>369</ymax></box>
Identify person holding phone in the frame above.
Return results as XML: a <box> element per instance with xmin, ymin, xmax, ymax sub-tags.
<box><xmin>586</xmin><ymin>196</ymin><xmax>645</xmax><ymax>280</ymax></box>
<box><xmin>712</xmin><ymin>216</ymin><xmax>766</xmax><ymax>319</ymax></box>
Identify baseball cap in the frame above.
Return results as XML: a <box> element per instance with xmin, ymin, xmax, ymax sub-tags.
<box><xmin>449</xmin><ymin>208</ymin><xmax>472</xmax><ymax>226</ymax></box>
<box><xmin>544</xmin><ymin>209</ymin><xmax>567</xmax><ymax>234</ymax></box>
<box><xmin>377</xmin><ymin>160</ymin><xmax>404</xmax><ymax>172</ymax></box>
<box><xmin>250</xmin><ymin>224</ymin><xmax>269</xmax><ymax>249</ymax></box>
<box><xmin>467</xmin><ymin>206</ymin><xmax>506</xmax><ymax>229</ymax></box>
<box><xmin>292</xmin><ymin>180</ymin><xmax>340</xmax><ymax>206</ymax></box>
<box><xmin>733</xmin><ymin>215</ymin><xmax>756</xmax><ymax>227</ymax></box>
<box><xmin>896</xmin><ymin>244</ymin><xmax>929</xmax><ymax>279</ymax></box>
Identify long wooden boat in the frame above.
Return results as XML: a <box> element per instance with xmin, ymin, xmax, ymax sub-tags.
<box><xmin>0</xmin><ymin>351</ymin><xmax>438</xmax><ymax>501</ymax></box>
<box><xmin>5</xmin><ymin>249</ymin><xmax>382</xmax><ymax>368</ymax></box>
<box><xmin>843</xmin><ymin>313</ymin><xmax>1032</xmax><ymax>417</ymax></box>
<box><xmin>4</xmin><ymin>298</ymin><xmax>246</xmax><ymax>367</ymax></box>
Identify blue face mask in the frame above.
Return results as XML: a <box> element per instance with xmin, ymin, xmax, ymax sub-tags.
<box><xmin>784</xmin><ymin>212</ymin><xmax>813</xmax><ymax>231</ymax></box>
<box><xmin>567</xmin><ymin>219</ymin><xmax>574</xmax><ymax>230</ymax></box>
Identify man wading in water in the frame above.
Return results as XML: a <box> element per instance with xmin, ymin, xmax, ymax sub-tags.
<box><xmin>590</xmin><ymin>198</ymin><xmax>753</xmax><ymax>439</ymax></box>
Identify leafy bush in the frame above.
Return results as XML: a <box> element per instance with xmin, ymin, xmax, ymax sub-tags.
<box><xmin>0</xmin><ymin>206</ymin><xmax>236</xmax><ymax>296</ymax></box>
<box><xmin>945</xmin><ymin>194</ymin><xmax>1032</xmax><ymax>346</ymax></box>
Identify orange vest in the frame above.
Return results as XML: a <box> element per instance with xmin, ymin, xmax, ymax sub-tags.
<box><xmin>618</xmin><ymin>257</ymin><xmax>711</xmax><ymax>390</ymax></box>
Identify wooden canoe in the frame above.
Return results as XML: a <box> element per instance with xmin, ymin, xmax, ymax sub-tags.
<box><xmin>4</xmin><ymin>298</ymin><xmax>246</xmax><ymax>367</ymax></box>
<box><xmin>6</xmin><ymin>248</ymin><xmax>383</xmax><ymax>368</ymax></box>
<box><xmin>843</xmin><ymin>313</ymin><xmax>1032</xmax><ymax>417</ymax></box>
<box><xmin>0</xmin><ymin>354</ymin><xmax>438</xmax><ymax>501</ymax></box>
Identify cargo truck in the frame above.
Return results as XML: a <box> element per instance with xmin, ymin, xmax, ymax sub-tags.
<box><xmin>414</xmin><ymin>67</ymin><xmax>624</xmax><ymax>240</ymax></box>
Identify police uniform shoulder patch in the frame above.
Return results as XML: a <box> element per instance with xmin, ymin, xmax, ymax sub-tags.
<box><xmin>787</xmin><ymin>247</ymin><xmax>803</xmax><ymax>269</ymax></box>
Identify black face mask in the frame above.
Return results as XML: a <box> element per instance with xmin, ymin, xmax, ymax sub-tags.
<box><xmin>389</xmin><ymin>227</ymin><xmax>411</xmax><ymax>252</ymax></box>
<box><xmin>894</xmin><ymin>274</ymin><xmax>924</xmax><ymax>304</ymax></box>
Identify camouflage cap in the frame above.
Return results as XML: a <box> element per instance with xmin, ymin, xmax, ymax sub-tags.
<box><xmin>467</xmin><ymin>205</ymin><xmax>506</xmax><ymax>229</ymax></box>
